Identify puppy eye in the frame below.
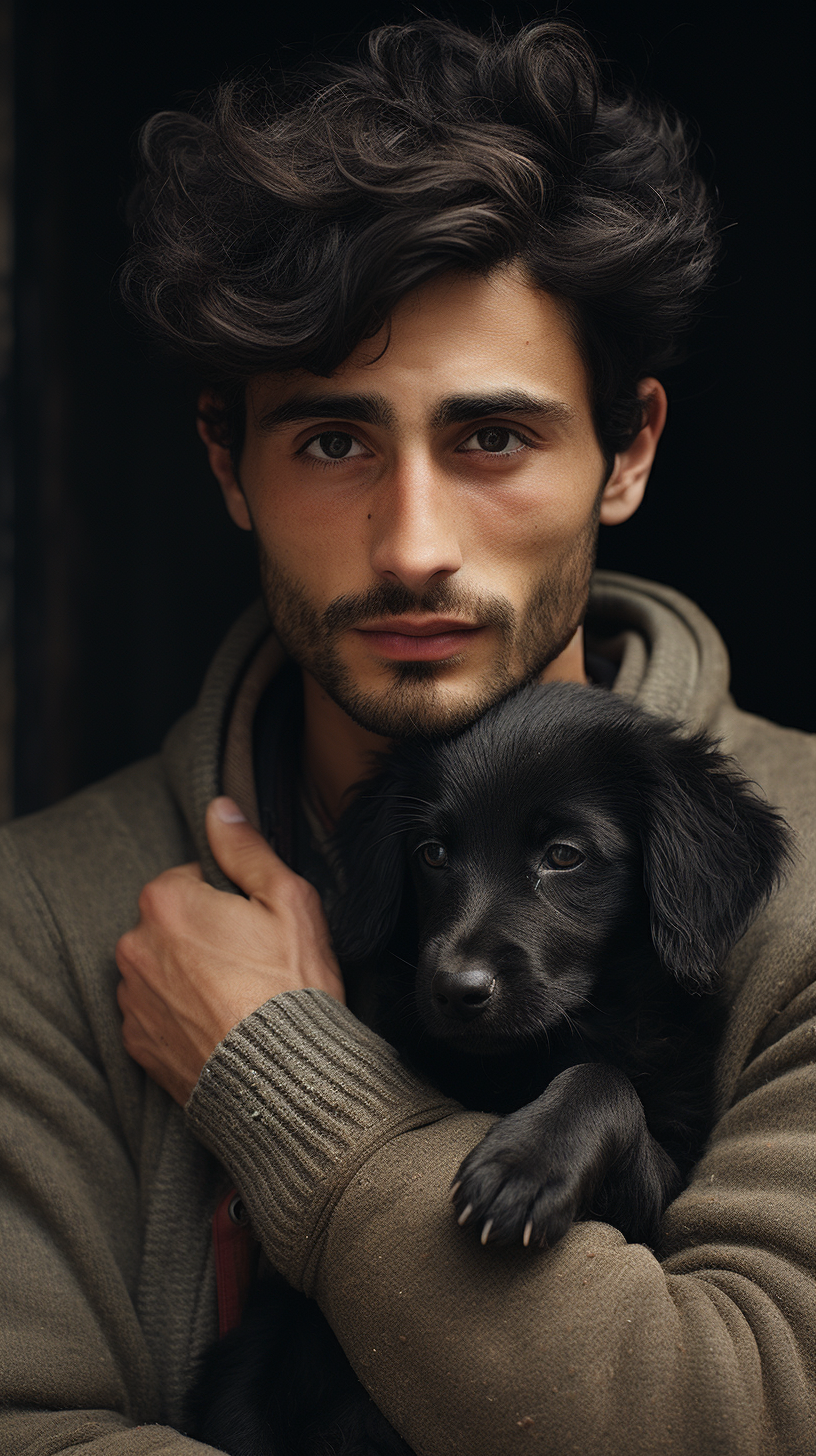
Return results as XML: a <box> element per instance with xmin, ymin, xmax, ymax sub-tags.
<box><xmin>544</xmin><ymin>844</ymin><xmax>584</xmax><ymax>870</ymax></box>
<box><xmin>420</xmin><ymin>842</ymin><xmax>448</xmax><ymax>868</ymax></box>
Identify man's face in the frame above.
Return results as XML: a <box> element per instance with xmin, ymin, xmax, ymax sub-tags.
<box><xmin>233</xmin><ymin>269</ymin><xmax>612</xmax><ymax>738</ymax></box>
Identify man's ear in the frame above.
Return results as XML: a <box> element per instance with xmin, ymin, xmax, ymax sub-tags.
<box><xmin>196</xmin><ymin>389</ymin><xmax>253</xmax><ymax>532</ymax></box>
<box><xmin>599</xmin><ymin>377</ymin><xmax>667</xmax><ymax>527</ymax></box>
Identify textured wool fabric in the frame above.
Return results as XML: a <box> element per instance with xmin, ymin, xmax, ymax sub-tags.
<box><xmin>1</xmin><ymin>573</ymin><xmax>814</xmax><ymax>1456</ymax></box>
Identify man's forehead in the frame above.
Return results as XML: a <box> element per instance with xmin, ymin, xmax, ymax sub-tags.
<box><xmin>244</xmin><ymin>267</ymin><xmax>590</xmax><ymax>432</ymax></box>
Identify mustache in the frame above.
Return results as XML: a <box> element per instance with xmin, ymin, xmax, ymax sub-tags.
<box><xmin>322</xmin><ymin>580</ymin><xmax>517</xmax><ymax>636</ymax></box>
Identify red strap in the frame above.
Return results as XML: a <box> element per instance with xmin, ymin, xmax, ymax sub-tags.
<box><xmin>212</xmin><ymin>1189</ymin><xmax>259</xmax><ymax>1337</ymax></box>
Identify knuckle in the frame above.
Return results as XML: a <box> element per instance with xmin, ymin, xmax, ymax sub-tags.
<box><xmin>298</xmin><ymin>879</ymin><xmax>322</xmax><ymax>913</ymax></box>
<box><xmin>138</xmin><ymin>870</ymin><xmax>186</xmax><ymax>921</ymax></box>
<box><xmin>137</xmin><ymin>879</ymin><xmax>163</xmax><ymax>917</ymax></box>
<box><xmin>115</xmin><ymin>930</ymin><xmax>147</xmax><ymax>979</ymax></box>
<box><xmin>279</xmin><ymin>873</ymin><xmax>319</xmax><ymax>913</ymax></box>
<box><xmin>115</xmin><ymin>930</ymin><xmax>133</xmax><ymax>967</ymax></box>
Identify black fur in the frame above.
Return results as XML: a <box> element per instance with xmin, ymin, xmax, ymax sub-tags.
<box><xmin>186</xmin><ymin>1277</ymin><xmax>415</xmax><ymax>1456</ymax></box>
<box><xmin>187</xmin><ymin>683</ymin><xmax>791</xmax><ymax>1455</ymax></box>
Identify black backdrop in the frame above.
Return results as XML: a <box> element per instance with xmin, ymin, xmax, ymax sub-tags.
<box><xmin>13</xmin><ymin>0</ymin><xmax>813</xmax><ymax>815</ymax></box>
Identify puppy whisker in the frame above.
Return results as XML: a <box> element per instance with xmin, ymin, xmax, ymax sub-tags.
<box><xmin>390</xmin><ymin>953</ymin><xmax>419</xmax><ymax>974</ymax></box>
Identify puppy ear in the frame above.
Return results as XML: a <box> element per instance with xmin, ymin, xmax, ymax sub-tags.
<box><xmin>328</xmin><ymin>772</ymin><xmax>409</xmax><ymax>963</ymax></box>
<box><xmin>640</xmin><ymin>728</ymin><xmax>793</xmax><ymax>992</ymax></box>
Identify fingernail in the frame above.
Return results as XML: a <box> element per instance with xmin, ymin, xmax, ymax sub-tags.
<box><xmin>213</xmin><ymin>796</ymin><xmax>247</xmax><ymax>823</ymax></box>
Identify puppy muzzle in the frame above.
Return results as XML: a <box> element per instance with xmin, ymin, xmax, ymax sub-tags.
<box><xmin>430</xmin><ymin>964</ymin><xmax>497</xmax><ymax>1021</ymax></box>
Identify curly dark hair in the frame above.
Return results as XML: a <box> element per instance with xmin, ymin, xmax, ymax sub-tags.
<box><xmin>120</xmin><ymin>18</ymin><xmax>719</xmax><ymax>464</ymax></box>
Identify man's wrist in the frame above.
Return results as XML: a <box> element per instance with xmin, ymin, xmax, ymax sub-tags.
<box><xmin>185</xmin><ymin>988</ymin><xmax>460</xmax><ymax>1288</ymax></box>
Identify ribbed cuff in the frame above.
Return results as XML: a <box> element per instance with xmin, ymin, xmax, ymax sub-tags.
<box><xmin>185</xmin><ymin>988</ymin><xmax>459</xmax><ymax>1289</ymax></box>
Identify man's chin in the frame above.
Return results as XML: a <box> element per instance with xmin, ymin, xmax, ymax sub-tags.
<box><xmin>306</xmin><ymin>609</ymin><xmax>589</xmax><ymax>739</ymax></box>
<box><xmin>320</xmin><ymin>663</ymin><xmax>522</xmax><ymax>741</ymax></box>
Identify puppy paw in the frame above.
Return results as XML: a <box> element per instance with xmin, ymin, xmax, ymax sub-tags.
<box><xmin>450</xmin><ymin>1132</ymin><xmax>583</xmax><ymax>1249</ymax></box>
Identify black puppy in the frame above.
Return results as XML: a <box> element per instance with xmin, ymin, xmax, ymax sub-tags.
<box><xmin>332</xmin><ymin>682</ymin><xmax>791</xmax><ymax>1247</ymax></box>
<box><xmin>187</xmin><ymin>682</ymin><xmax>791</xmax><ymax>1455</ymax></box>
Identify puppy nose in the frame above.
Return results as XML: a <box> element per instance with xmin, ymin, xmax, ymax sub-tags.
<box><xmin>432</xmin><ymin>966</ymin><xmax>496</xmax><ymax>1019</ymax></box>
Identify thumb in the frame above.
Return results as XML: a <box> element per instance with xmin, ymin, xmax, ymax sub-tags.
<box><xmin>206</xmin><ymin>797</ymin><xmax>291</xmax><ymax>903</ymax></box>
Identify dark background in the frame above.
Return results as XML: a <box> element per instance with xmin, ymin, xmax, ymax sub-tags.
<box><xmin>12</xmin><ymin>0</ymin><xmax>813</xmax><ymax>815</ymax></box>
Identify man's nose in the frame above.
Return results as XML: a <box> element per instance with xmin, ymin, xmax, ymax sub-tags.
<box><xmin>369</xmin><ymin>461</ymin><xmax>463</xmax><ymax>592</ymax></box>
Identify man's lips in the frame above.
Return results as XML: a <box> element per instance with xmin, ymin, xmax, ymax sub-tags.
<box><xmin>352</xmin><ymin>617</ymin><xmax>484</xmax><ymax>662</ymax></box>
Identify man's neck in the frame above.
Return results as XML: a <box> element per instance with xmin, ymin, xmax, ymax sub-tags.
<box><xmin>300</xmin><ymin>626</ymin><xmax>588</xmax><ymax>826</ymax></box>
<box><xmin>300</xmin><ymin>672</ymin><xmax>390</xmax><ymax>828</ymax></box>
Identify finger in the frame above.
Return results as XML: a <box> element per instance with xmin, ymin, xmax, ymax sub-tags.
<box><xmin>164</xmin><ymin>861</ymin><xmax>206</xmax><ymax>883</ymax></box>
<box><xmin>115</xmin><ymin>937</ymin><xmax>131</xmax><ymax>979</ymax></box>
<box><xmin>205</xmin><ymin>797</ymin><xmax>294</xmax><ymax>903</ymax></box>
<box><xmin>115</xmin><ymin>928</ymin><xmax>146</xmax><ymax>978</ymax></box>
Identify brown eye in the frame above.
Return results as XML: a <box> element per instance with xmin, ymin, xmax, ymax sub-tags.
<box><xmin>421</xmin><ymin>842</ymin><xmax>448</xmax><ymax>868</ymax></box>
<box><xmin>545</xmin><ymin>844</ymin><xmax>584</xmax><ymax>870</ymax></box>
<box><xmin>476</xmin><ymin>427</ymin><xmax>511</xmax><ymax>452</ymax></box>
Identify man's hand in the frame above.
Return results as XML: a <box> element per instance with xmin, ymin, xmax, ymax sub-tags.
<box><xmin>116</xmin><ymin>797</ymin><xmax>345</xmax><ymax>1105</ymax></box>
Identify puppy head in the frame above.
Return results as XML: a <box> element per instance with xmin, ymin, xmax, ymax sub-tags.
<box><xmin>331</xmin><ymin>684</ymin><xmax>792</xmax><ymax>1047</ymax></box>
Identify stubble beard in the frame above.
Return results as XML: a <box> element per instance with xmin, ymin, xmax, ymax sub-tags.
<box><xmin>256</xmin><ymin>506</ymin><xmax>600</xmax><ymax>740</ymax></box>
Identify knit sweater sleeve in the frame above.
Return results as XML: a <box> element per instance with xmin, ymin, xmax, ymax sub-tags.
<box><xmin>186</xmin><ymin>955</ymin><xmax>815</xmax><ymax>1456</ymax></box>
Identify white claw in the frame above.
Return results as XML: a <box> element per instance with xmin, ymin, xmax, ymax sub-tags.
<box><xmin>480</xmin><ymin>1219</ymin><xmax>493</xmax><ymax>1245</ymax></box>
<box><xmin>449</xmin><ymin>1181</ymin><xmax>462</xmax><ymax>1201</ymax></box>
<box><xmin>523</xmin><ymin>1220</ymin><xmax>533</xmax><ymax>1248</ymax></box>
<box><xmin>457</xmin><ymin>1203</ymin><xmax>474</xmax><ymax>1226</ymax></box>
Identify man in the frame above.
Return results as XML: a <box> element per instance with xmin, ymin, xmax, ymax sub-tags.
<box><xmin>1</xmin><ymin>18</ymin><xmax>813</xmax><ymax>1456</ymax></box>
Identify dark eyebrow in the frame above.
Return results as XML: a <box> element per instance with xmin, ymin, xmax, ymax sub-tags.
<box><xmin>431</xmin><ymin>391</ymin><xmax>576</xmax><ymax>428</ymax></box>
<box><xmin>254</xmin><ymin>387</ymin><xmax>576</xmax><ymax>435</ymax></box>
<box><xmin>255</xmin><ymin>391</ymin><xmax>396</xmax><ymax>433</ymax></box>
